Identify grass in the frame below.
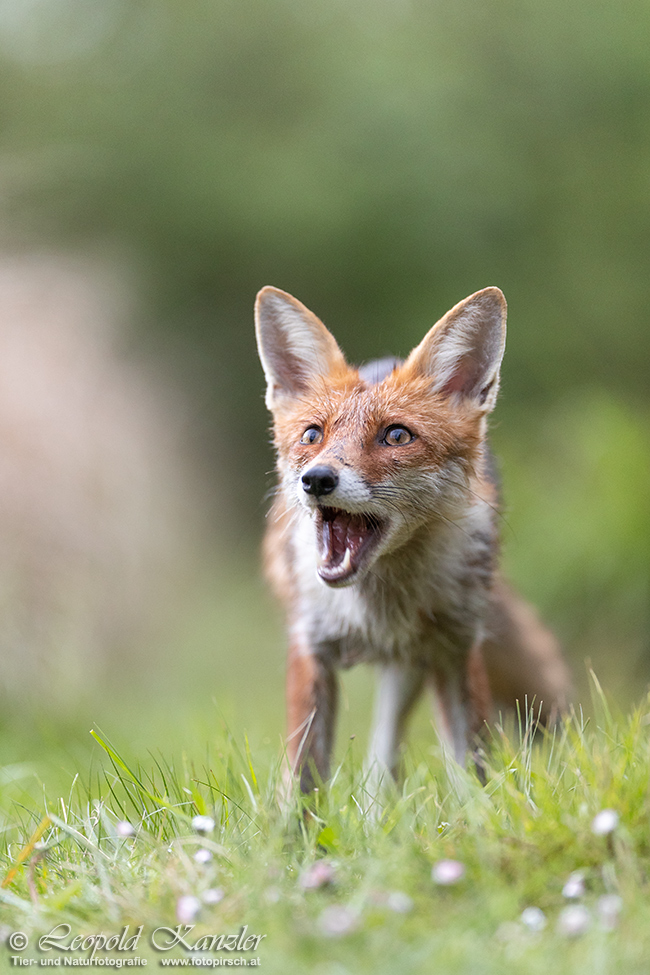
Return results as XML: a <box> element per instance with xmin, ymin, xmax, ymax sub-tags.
<box><xmin>1</xmin><ymin>677</ymin><xmax>650</xmax><ymax>973</ymax></box>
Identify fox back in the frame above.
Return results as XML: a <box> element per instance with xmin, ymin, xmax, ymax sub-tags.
<box><xmin>255</xmin><ymin>286</ymin><xmax>570</xmax><ymax>792</ymax></box>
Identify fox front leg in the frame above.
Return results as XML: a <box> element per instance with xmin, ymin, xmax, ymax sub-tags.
<box><xmin>430</xmin><ymin>643</ymin><xmax>491</xmax><ymax>780</ymax></box>
<box><xmin>365</xmin><ymin>663</ymin><xmax>425</xmax><ymax>795</ymax></box>
<box><xmin>285</xmin><ymin>643</ymin><xmax>338</xmax><ymax>793</ymax></box>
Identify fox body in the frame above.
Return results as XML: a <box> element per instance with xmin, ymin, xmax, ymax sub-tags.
<box><xmin>255</xmin><ymin>286</ymin><xmax>570</xmax><ymax>791</ymax></box>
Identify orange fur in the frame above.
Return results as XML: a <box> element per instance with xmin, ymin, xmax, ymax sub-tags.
<box><xmin>255</xmin><ymin>286</ymin><xmax>571</xmax><ymax>790</ymax></box>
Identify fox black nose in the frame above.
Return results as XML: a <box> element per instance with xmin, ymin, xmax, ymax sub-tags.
<box><xmin>301</xmin><ymin>465</ymin><xmax>338</xmax><ymax>497</ymax></box>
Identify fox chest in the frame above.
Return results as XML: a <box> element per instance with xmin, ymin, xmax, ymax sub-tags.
<box><xmin>296</xmin><ymin>584</ymin><xmax>425</xmax><ymax>666</ymax></box>
<box><xmin>291</xmin><ymin>522</ymin><xmax>489</xmax><ymax>667</ymax></box>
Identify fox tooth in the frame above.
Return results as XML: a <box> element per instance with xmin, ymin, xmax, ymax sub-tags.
<box><xmin>341</xmin><ymin>547</ymin><xmax>352</xmax><ymax>574</ymax></box>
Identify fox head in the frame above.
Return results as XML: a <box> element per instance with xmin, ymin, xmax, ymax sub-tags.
<box><xmin>255</xmin><ymin>286</ymin><xmax>507</xmax><ymax>588</ymax></box>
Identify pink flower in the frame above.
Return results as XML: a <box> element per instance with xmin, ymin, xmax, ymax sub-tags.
<box><xmin>176</xmin><ymin>895</ymin><xmax>201</xmax><ymax>924</ymax></box>
<box><xmin>318</xmin><ymin>905</ymin><xmax>358</xmax><ymax>937</ymax></box>
<box><xmin>520</xmin><ymin>906</ymin><xmax>547</xmax><ymax>932</ymax></box>
<box><xmin>432</xmin><ymin>859</ymin><xmax>465</xmax><ymax>885</ymax></box>
<box><xmin>562</xmin><ymin>871</ymin><xmax>586</xmax><ymax>899</ymax></box>
<box><xmin>192</xmin><ymin>815</ymin><xmax>215</xmax><ymax>834</ymax></box>
<box><xmin>557</xmin><ymin>905</ymin><xmax>591</xmax><ymax>937</ymax></box>
<box><xmin>386</xmin><ymin>891</ymin><xmax>414</xmax><ymax>914</ymax></box>
<box><xmin>203</xmin><ymin>888</ymin><xmax>225</xmax><ymax>905</ymax></box>
<box><xmin>300</xmin><ymin>860</ymin><xmax>337</xmax><ymax>890</ymax></box>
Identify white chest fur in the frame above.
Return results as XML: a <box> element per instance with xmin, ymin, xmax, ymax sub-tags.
<box><xmin>289</xmin><ymin>500</ymin><xmax>493</xmax><ymax>665</ymax></box>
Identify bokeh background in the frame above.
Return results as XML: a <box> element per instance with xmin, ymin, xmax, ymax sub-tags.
<box><xmin>0</xmin><ymin>0</ymin><xmax>647</xmax><ymax>790</ymax></box>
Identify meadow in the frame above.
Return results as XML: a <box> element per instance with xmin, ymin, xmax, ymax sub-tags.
<box><xmin>2</xmin><ymin>668</ymin><xmax>650</xmax><ymax>974</ymax></box>
<box><xmin>0</xmin><ymin>1</ymin><xmax>649</xmax><ymax>970</ymax></box>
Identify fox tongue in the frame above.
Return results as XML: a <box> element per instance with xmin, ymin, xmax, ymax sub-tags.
<box><xmin>318</xmin><ymin>510</ymin><xmax>370</xmax><ymax>574</ymax></box>
<box><xmin>315</xmin><ymin>507</ymin><xmax>383</xmax><ymax>586</ymax></box>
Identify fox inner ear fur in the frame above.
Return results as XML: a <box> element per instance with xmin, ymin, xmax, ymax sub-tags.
<box><xmin>254</xmin><ymin>287</ymin><xmax>347</xmax><ymax>410</ymax></box>
<box><xmin>405</xmin><ymin>287</ymin><xmax>507</xmax><ymax>413</ymax></box>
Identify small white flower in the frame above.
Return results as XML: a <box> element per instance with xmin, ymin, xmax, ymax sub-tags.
<box><xmin>591</xmin><ymin>809</ymin><xmax>619</xmax><ymax>836</ymax></box>
<box><xmin>115</xmin><ymin>820</ymin><xmax>135</xmax><ymax>838</ymax></box>
<box><xmin>318</xmin><ymin>905</ymin><xmax>358</xmax><ymax>937</ymax></box>
<box><xmin>432</xmin><ymin>859</ymin><xmax>465</xmax><ymax>885</ymax></box>
<box><xmin>597</xmin><ymin>894</ymin><xmax>623</xmax><ymax>931</ymax></box>
<box><xmin>176</xmin><ymin>895</ymin><xmax>201</xmax><ymax>924</ymax></box>
<box><xmin>192</xmin><ymin>815</ymin><xmax>216</xmax><ymax>834</ymax></box>
<box><xmin>386</xmin><ymin>891</ymin><xmax>414</xmax><ymax>914</ymax></box>
<box><xmin>203</xmin><ymin>887</ymin><xmax>225</xmax><ymax>905</ymax></box>
<box><xmin>520</xmin><ymin>906</ymin><xmax>547</xmax><ymax>932</ymax></box>
<box><xmin>562</xmin><ymin>871</ymin><xmax>586</xmax><ymax>899</ymax></box>
<box><xmin>557</xmin><ymin>904</ymin><xmax>591</xmax><ymax>938</ymax></box>
<box><xmin>300</xmin><ymin>860</ymin><xmax>337</xmax><ymax>890</ymax></box>
<box><xmin>194</xmin><ymin>848</ymin><xmax>213</xmax><ymax>865</ymax></box>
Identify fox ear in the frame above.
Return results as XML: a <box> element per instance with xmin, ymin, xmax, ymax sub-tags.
<box><xmin>255</xmin><ymin>287</ymin><xmax>347</xmax><ymax>410</ymax></box>
<box><xmin>405</xmin><ymin>287</ymin><xmax>507</xmax><ymax>412</ymax></box>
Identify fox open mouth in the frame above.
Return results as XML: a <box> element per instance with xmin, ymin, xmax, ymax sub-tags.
<box><xmin>315</xmin><ymin>507</ymin><xmax>383</xmax><ymax>586</ymax></box>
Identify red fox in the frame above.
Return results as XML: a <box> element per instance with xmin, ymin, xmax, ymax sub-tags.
<box><xmin>255</xmin><ymin>286</ymin><xmax>570</xmax><ymax>792</ymax></box>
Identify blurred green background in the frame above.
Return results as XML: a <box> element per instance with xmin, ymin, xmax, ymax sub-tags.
<box><xmin>0</xmin><ymin>0</ymin><xmax>647</xmax><ymax>794</ymax></box>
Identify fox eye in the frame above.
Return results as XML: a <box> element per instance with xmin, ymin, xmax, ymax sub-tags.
<box><xmin>300</xmin><ymin>426</ymin><xmax>324</xmax><ymax>445</ymax></box>
<box><xmin>382</xmin><ymin>425</ymin><xmax>414</xmax><ymax>446</ymax></box>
